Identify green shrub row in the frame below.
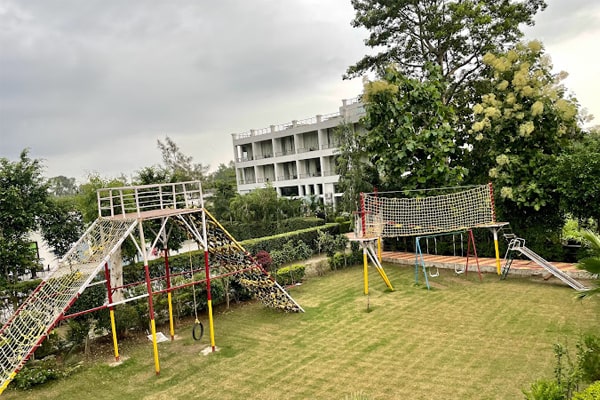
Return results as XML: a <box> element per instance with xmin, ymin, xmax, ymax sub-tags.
<box><xmin>275</xmin><ymin>264</ymin><xmax>306</xmax><ymax>286</ymax></box>
<box><xmin>221</xmin><ymin>217</ymin><xmax>326</xmax><ymax>241</ymax></box>
<box><xmin>240</xmin><ymin>223</ymin><xmax>340</xmax><ymax>255</ymax></box>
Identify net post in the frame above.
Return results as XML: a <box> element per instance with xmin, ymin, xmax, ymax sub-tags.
<box><xmin>488</xmin><ymin>182</ymin><xmax>496</xmax><ymax>222</ymax></box>
<box><xmin>360</xmin><ymin>192</ymin><xmax>366</xmax><ymax>238</ymax></box>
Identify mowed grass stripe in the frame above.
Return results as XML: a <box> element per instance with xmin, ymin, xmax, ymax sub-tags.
<box><xmin>3</xmin><ymin>263</ymin><xmax>598</xmax><ymax>400</ymax></box>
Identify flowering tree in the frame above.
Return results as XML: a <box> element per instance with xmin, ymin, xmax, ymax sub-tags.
<box><xmin>468</xmin><ymin>41</ymin><xmax>584</xmax><ymax>254</ymax></box>
<box><xmin>469</xmin><ymin>41</ymin><xmax>582</xmax><ymax>209</ymax></box>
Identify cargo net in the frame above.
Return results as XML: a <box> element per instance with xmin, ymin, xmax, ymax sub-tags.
<box><xmin>359</xmin><ymin>185</ymin><xmax>494</xmax><ymax>238</ymax></box>
<box><xmin>175</xmin><ymin>212</ymin><xmax>303</xmax><ymax>313</ymax></box>
<box><xmin>0</xmin><ymin>217</ymin><xmax>136</xmax><ymax>392</ymax></box>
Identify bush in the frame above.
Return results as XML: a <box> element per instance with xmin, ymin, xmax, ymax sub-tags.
<box><xmin>329</xmin><ymin>252</ymin><xmax>346</xmax><ymax>271</ymax></box>
<box><xmin>254</xmin><ymin>250</ymin><xmax>273</xmax><ymax>271</ymax></box>
<box><xmin>573</xmin><ymin>381</ymin><xmax>600</xmax><ymax>400</ymax></box>
<box><xmin>275</xmin><ymin>265</ymin><xmax>306</xmax><ymax>286</ymax></box>
<box><xmin>578</xmin><ymin>334</ymin><xmax>600</xmax><ymax>383</ymax></box>
<box><xmin>11</xmin><ymin>356</ymin><xmax>72</xmax><ymax>390</ymax></box>
<box><xmin>522</xmin><ymin>379</ymin><xmax>565</xmax><ymax>400</ymax></box>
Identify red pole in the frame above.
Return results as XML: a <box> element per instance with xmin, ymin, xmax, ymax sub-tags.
<box><xmin>488</xmin><ymin>182</ymin><xmax>496</xmax><ymax>223</ymax></box>
<box><xmin>360</xmin><ymin>192</ymin><xmax>366</xmax><ymax>237</ymax></box>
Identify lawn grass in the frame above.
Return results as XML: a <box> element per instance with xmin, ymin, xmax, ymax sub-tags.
<box><xmin>4</xmin><ymin>264</ymin><xmax>599</xmax><ymax>400</ymax></box>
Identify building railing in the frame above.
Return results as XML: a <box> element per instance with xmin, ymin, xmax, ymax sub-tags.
<box><xmin>231</xmin><ymin>97</ymin><xmax>360</xmax><ymax>140</ymax></box>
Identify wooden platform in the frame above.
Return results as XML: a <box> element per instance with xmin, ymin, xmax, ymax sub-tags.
<box><xmin>380</xmin><ymin>251</ymin><xmax>594</xmax><ymax>281</ymax></box>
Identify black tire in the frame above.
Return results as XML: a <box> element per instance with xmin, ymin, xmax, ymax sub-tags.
<box><xmin>192</xmin><ymin>321</ymin><xmax>204</xmax><ymax>341</ymax></box>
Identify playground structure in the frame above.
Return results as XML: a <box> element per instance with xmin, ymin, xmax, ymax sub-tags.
<box><xmin>0</xmin><ymin>181</ymin><xmax>303</xmax><ymax>394</ymax></box>
<box><xmin>353</xmin><ymin>183</ymin><xmax>589</xmax><ymax>292</ymax></box>
<box><xmin>501</xmin><ymin>233</ymin><xmax>588</xmax><ymax>291</ymax></box>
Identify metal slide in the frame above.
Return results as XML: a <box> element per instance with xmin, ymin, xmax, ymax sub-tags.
<box><xmin>503</xmin><ymin>237</ymin><xmax>588</xmax><ymax>291</ymax></box>
<box><xmin>0</xmin><ymin>218</ymin><xmax>137</xmax><ymax>394</ymax></box>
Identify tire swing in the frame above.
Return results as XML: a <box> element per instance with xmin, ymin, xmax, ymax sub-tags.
<box><xmin>189</xmin><ymin>245</ymin><xmax>204</xmax><ymax>341</ymax></box>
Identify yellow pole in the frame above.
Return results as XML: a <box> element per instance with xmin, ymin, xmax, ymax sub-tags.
<box><xmin>149</xmin><ymin>318</ymin><xmax>160</xmax><ymax>373</ymax></box>
<box><xmin>363</xmin><ymin>246</ymin><xmax>369</xmax><ymax>295</ymax></box>
<box><xmin>493</xmin><ymin>228</ymin><xmax>501</xmax><ymax>275</ymax></box>
<box><xmin>0</xmin><ymin>372</ymin><xmax>16</xmax><ymax>395</ymax></box>
<box><xmin>207</xmin><ymin>299</ymin><xmax>216</xmax><ymax>349</ymax></box>
<box><xmin>377</xmin><ymin>237</ymin><xmax>382</xmax><ymax>262</ymax></box>
<box><xmin>167</xmin><ymin>292</ymin><xmax>175</xmax><ymax>339</ymax></box>
<box><xmin>109</xmin><ymin>309</ymin><xmax>120</xmax><ymax>361</ymax></box>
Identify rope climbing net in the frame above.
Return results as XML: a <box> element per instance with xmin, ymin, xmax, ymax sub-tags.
<box><xmin>358</xmin><ymin>184</ymin><xmax>495</xmax><ymax>238</ymax></box>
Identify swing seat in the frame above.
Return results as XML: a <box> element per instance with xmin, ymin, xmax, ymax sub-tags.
<box><xmin>428</xmin><ymin>266</ymin><xmax>440</xmax><ymax>278</ymax></box>
<box><xmin>454</xmin><ymin>265</ymin><xmax>465</xmax><ymax>274</ymax></box>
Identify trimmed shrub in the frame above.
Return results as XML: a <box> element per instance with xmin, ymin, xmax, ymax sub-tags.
<box><xmin>522</xmin><ymin>379</ymin><xmax>565</xmax><ymax>400</ymax></box>
<box><xmin>275</xmin><ymin>264</ymin><xmax>306</xmax><ymax>286</ymax></box>
<box><xmin>11</xmin><ymin>356</ymin><xmax>73</xmax><ymax>390</ymax></box>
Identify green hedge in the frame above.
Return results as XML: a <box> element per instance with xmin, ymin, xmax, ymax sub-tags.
<box><xmin>240</xmin><ymin>223</ymin><xmax>340</xmax><ymax>255</ymax></box>
<box><xmin>221</xmin><ymin>217</ymin><xmax>326</xmax><ymax>241</ymax></box>
<box><xmin>275</xmin><ymin>264</ymin><xmax>306</xmax><ymax>286</ymax></box>
<box><xmin>573</xmin><ymin>381</ymin><xmax>600</xmax><ymax>400</ymax></box>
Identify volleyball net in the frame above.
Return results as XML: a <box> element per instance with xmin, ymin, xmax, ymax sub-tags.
<box><xmin>357</xmin><ymin>184</ymin><xmax>495</xmax><ymax>238</ymax></box>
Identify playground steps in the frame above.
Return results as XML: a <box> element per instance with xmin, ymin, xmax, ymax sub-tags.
<box><xmin>0</xmin><ymin>218</ymin><xmax>137</xmax><ymax>394</ymax></box>
<box><xmin>503</xmin><ymin>238</ymin><xmax>588</xmax><ymax>291</ymax></box>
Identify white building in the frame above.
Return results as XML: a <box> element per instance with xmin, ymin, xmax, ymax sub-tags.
<box><xmin>231</xmin><ymin>97</ymin><xmax>365</xmax><ymax>208</ymax></box>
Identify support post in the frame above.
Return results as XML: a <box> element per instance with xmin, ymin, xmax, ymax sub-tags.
<box><xmin>492</xmin><ymin>228</ymin><xmax>501</xmax><ymax>275</ymax></box>
<box><xmin>140</xmin><ymin>225</ymin><xmax>160</xmax><ymax>375</ymax></box>
<box><xmin>377</xmin><ymin>237</ymin><xmax>382</xmax><ymax>263</ymax></box>
<box><xmin>363</xmin><ymin>244</ymin><xmax>369</xmax><ymax>295</ymax></box>
<box><xmin>164</xmin><ymin>248</ymin><xmax>175</xmax><ymax>340</ymax></box>
<box><xmin>205</xmin><ymin>249</ymin><xmax>216</xmax><ymax>351</ymax></box>
<box><xmin>104</xmin><ymin>262</ymin><xmax>119</xmax><ymax>362</ymax></box>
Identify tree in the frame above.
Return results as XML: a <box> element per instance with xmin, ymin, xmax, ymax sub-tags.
<box><xmin>334</xmin><ymin>122</ymin><xmax>380</xmax><ymax>212</ymax></box>
<box><xmin>346</xmin><ymin>0</ymin><xmax>546</xmax><ymax>105</ymax></box>
<box><xmin>0</xmin><ymin>150</ymin><xmax>49</xmax><ymax>282</ymax></box>
<box><xmin>206</xmin><ymin>162</ymin><xmax>237</xmax><ymax>222</ymax></box>
<box><xmin>468</xmin><ymin>41</ymin><xmax>583</xmax><ymax>255</ymax></box>
<box><xmin>360</xmin><ymin>64</ymin><xmax>467</xmax><ymax>191</ymax></box>
<box><xmin>47</xmin><ymin>175</ymin><xmax>78</xmax><ymax>197</ymax></box>
<box><xmin>38</xmin><ymin>197</ymin><xmax>84</xmax><ymax>259</ymax></box>
<box><xmin>553</xmin><ymin>129</ymin><xmax>600</xmax><ymax>225</ymax></box>
<box><xmin>157</xmin><ymin>136</ymin><xmax>209</xmax><ymax>182</ymax></box>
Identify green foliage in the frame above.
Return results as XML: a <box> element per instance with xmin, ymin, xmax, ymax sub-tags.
<box><xmin>222</xmin><ymin>217</ymin><xmax>324</xmax><ymax>241</ymax></box>
<box><xmin>275</xmin><ymin>264</ymin><xmax>306</xmax><ymax>286</ymax></box>
<box><xmin>0</xmin><ymin>150</ymin><xmax>49</xmax><ymax>283</ymax></box>
<box><xmin>577</xmin><ymin>230</ymin><xmax>600</xmax><ymax>299</ymax></box>
<box><xmin>553</xmin><ymin>130</ymin><xmax>600</xmax><ymax>224</ymax></box>
<box><xmin>523</xmin><ymin>379</ymin><xmax>566</xmax><ymax>400</ymax></box>
<box><xmin>347</xmin><ymin>0</ymin><xmax>546</xmax><ymax>105</ymax></box>
<box><xmin>34</xmin><ymin>330</ymin><xmax>66</xmax><ymax>359</ymax></box>
<box><xmin>228</xmin><ymin>186</ymin><xmax>304</xmax><ymax>227</ymax></box>
<box><xmin>334</xmin><ymin>122</ymin><xmax>380</xmax><ymax>212</ymax></box>
<box><xmin>11</xmin><ymin>356</ymin><xmax>72</xmax><ymax>390</ymax></box>
<box><xmin>572</xmin><ymin>381</ymin><xmax>600</xmax><ymax>400</ymax></box>
<box><xmin>577</xmin><ymin>335</ymin><xmax>600</xmax><ymax>383</ymax></box>
<box><xmin>240</xmin><ymin>223</ymin><xmax>340</xmax><ymax>256</ymax></box>
<box><xmin>361</xmin><ymin>65</ymin><xmax>467</xmax><ymax>191</ymax></box>
<box><xmin>270</xmin><ymin>240</ymin><xmax>314</xmax><ymax>270</ymax></box>
<box><xmin>156</xmin><ymin>136</ymin><xmax>209</xmax><ymax>182</ymax></box>
<box><xmin>39</xmin><ymin>196</ymin><xmax>84</xmax><ymax>258</ymax></box>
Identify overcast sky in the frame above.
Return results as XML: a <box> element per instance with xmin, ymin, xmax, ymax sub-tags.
<box><xmin>1</xmin><ymin>0</ymin><xmax>599</xmax><ymax>183</ymax></box>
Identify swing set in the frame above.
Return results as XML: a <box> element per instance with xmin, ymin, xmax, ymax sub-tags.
<box><xmin>353</xmin><ymin>184</ymin><xmax>504</xmax><ymax>292</ymax></box>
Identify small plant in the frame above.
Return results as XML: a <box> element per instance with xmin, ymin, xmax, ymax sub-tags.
<box><xmin>275</xmin><ymin>264</ymin><xmax>306</xmax><ymax>285</ymax></box>
<box><xmin>577</xmin><ymin>334</ymin><xmax>600</xmax><ymax>383</ymax></box>
<box><xmin>11</xmin><ymin>356</ymin><xmax>73</xmax><ymax>390</ymax></box>
<box><xmin>254</xmin><ymin>250</ymin><xmax>273</xmax><ymax>271</ymax></box>
<box><xmin>572</xmin><ymin>380</ymin><xmax>600</xmax><ymax>400</ymax></box>
<box><xmin>523</xmin><ymin>379</ymin><xmax>565</xmax><ymax>400</ymax></box>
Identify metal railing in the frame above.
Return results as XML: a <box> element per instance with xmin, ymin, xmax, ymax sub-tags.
<box><xmin>97</xmin><ymin>181</ymin><xmax>204</xmax><ymax>218</ymax></box>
